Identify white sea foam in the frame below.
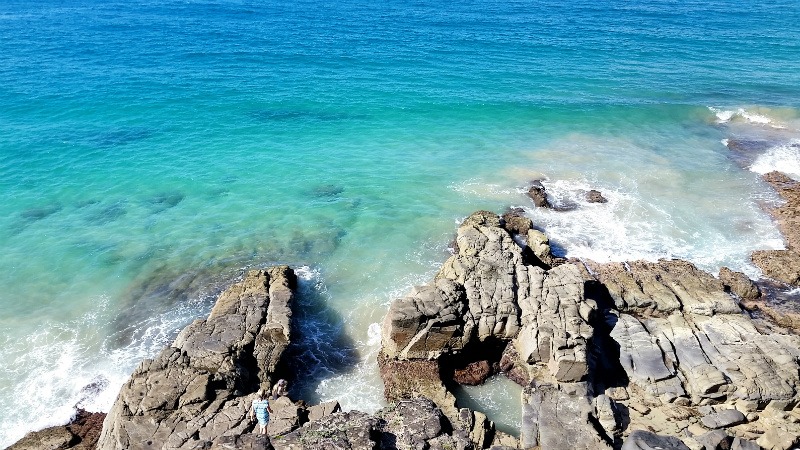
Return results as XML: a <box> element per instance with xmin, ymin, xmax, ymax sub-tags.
<box><xmin>512</xmin><ymin>176</ymin><xmax>784</xmax><ymax>279</ymax></box>
<box><xmin>749</xmin><ymin>140</ymin><xmax>800</xmax><ymax>179</ymax></box>
<box><xmin>0</xmin><ymin>287</ymin><xmax>215</xmax><ymax>448</ymax></box>
<box><xmin>708</xmin><ymin>106</ymin><xmax>784</xmax><ymax>128</ymax></box>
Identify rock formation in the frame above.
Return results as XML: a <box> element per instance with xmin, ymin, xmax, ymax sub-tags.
<box><xmin>12</xmin><ymin>170</ymin><xmax>800</xmax><ymax>450</ymax></box>
<box><xmin>380</xmin><ymin>209</ymin><xmax>800</xmax><ymax>450</ymax></box>
<box><xmin>96</xmin><ymin>266</ymin><xmax>297</xmax><ymax>449</ymax></box>
<box><xmin>8</xmin><ymin>409</ymin><xmax>106</xmax><ymax>450</ymax></box>
<box><xmin>751</xmin><ymin>171</ymin><xmax>800</xmax><ymax>286</ymax></box>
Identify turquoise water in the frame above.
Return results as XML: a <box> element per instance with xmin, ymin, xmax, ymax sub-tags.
<box><xmin>2</xmin><ymin>0</ymin><xmax>800</xmax><ymax>445</ymax></box>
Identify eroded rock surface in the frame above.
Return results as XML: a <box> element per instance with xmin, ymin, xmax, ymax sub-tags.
<box><xmin>97</xmin><ymin>267</ymin><xmax>297</xmax><ymax>450</ymax></box>
<box><xmin>381</xmin><ymin>209</ymin><xmax>800</xmax><ymax>450</ymax></box>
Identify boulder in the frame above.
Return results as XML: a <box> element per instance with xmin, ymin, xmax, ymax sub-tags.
<box><xmin>718</xmin><ymin>267</ymin><xmax>760</xmax><ymax>300</ymax></box>
<box><xmin>586</xmin><ymin>189</ymin><xmax>608</xmax><ymax>203</ymax></box>
<box><xmin>501</xmin><ymin>208</ymin><xmax>533</xmax><ymax>235</ymax></box>
<box><xmin>621</xmin><ymin>430</ymin><xmax>691</xmax><ymax>450</ymax></box>
<box><xmin>96</xmin><ymin>267</ymin><xmax>297</xmax><ymax>450</ymax></box>
<box><xmin>700</xmin><ymin>409</ymin><xmax>746</xmax><ymax>429</ymax></box>
<box><xmin>527</xmin><ymin>181</ymin><xmax>552</xmax><ymax>208</ymax></box>
<box><xmin>694</xmin><ymin>429</ymin><xmax>731</xmax><ymax>450</ymax></box>
<box><xmin>306</xmin><ymin>400</ymin><xmax>341</xmax><ymax>422</ymax></box>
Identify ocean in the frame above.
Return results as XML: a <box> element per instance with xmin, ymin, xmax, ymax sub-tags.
<box><xmin>1</xmin><ymin>0</ymin><xmax>799</xmax><ymax>445</ymax></box>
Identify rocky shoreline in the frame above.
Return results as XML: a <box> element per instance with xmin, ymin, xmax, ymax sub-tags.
<box><xmin>10</xmin><ymin>171</ymin><xmax>800</xmax><ymax>450</ymax></box>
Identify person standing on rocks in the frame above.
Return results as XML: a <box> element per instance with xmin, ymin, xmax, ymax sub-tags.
<box><xmin>249</xmin><ymin>390</ymin><xmax>272</xmax><ymax>435</ymax></box>
<box><xmin>271</xmin><ymin>378</ymin><xmax>288</xmax><ymax>400</ymax></box>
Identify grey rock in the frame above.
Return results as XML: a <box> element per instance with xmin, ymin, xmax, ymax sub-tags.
<box><xmin>621</xmin><ymin>430</ymin><xmax>691</xmax><ymax>450</ymax></box>
<box><xmin>514</xmin><ymin>263</ymin><xmax>594</xmax><ymax>383</ymax></box>
<box><xmin>277</xmin><ymin>411</ymin><xmax>379</xmax><ymax>450</ymax></box>
<box><xmin>520</xmin><ymin>383</ymin><xmax>612</xmax><ymax>450</ymax></box>
<box><xmin>694</xmin><ymin>429</ymin><xmax>731</xmax><ymax>450</ymax></box>
<box><xmin>306</xmin><ymin>400</ymin><xmax>341</xmax><ymax>422</ymax></box>
<box><xmin>700</xmin><ymin>409</ymin><xmax>746</xmax><ymax>429</ymax></box>
<box><xmin>586</xmin><ymin>189</ymin><xmax>608</xmax><ymax>203</ymax></box>
<box><xmin>268</xmin><ymin>396</ymin><xmax>301</xmax><ymax>437</ymax></box>
<box><xmin>527</xmin><ymin>180</ymin><xmax>552</xmax><ymax>208</ymax></box>
<box><xmin>730</xmin><ymin>437</ymin><xmax>760</xmax><ymax>450</ymax></box>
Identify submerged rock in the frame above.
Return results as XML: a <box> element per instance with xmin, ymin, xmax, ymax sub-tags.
<box><xmin>586</xmin><ymin>189</ymin><xmax>608</xmax><ymax>203</ymax></box>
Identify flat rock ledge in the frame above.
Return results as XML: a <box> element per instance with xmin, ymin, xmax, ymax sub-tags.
<box><xmin>380</xmin><ymin>210</ymin><xmax>800</xmax><ymax>450</ymax></box>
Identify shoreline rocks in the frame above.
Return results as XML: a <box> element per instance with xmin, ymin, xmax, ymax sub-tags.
<box><xmin>380</xmin><ymin>206</ymin><xmax>800</xmax><ymax>449</ymax></box>
<box><xmin>11</xmin><ymin>170</ymin><xmax>800</xmax><ymax>450</ymax></box>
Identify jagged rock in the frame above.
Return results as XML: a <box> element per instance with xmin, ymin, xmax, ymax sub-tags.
<box><xmin>526</xmin><ymin>229</ymin><xmax>558</xmax><ymax>267</ymax></box>
<box><xmin>694</xmin><ymin>429</ymin><xmax>731</xmax><ymax>450</ymax></box>
<box><xmin>581</xmin><ymin>260</ymin><xmax>741</xmax><ymax>316</ymax></box>
<box><xmin>743</xmin><ymin>279</ymin><xmax>800</xmax><ymax>333</ymax></box>
<box><xmin>377</xmin><ymin>352</ymin><xmax>458</xmax><ymax>418</ymax></box>
<box><xmin>67</xmin><ymin>409</ymin><xmax>106</xmax><ymax>449</ymax></box>
<box><xmin>514</xmin><ymin>263</ymin><xmax>594</xmax><ymax>383</ymax></box>
<box><xmin>719</xmin><ymin>267</ymin><xmax>760</xmax><ymax>300</ymax></box>
<box><xmin>438</xmin><ymin>211</ymin><xmax>525</xmax><ymax>341</ymax></box>
<box><xmin>527</xmin><ymin>181</ymin><xmax>551</xmax><ymax>208</ymax></box>
<box><xmin>499</xmin><ymin>341</ymin><xmax>530</xmax><ymax>387</ymax></box>
<box><xmin>700</xmin><ymin>409</ymin><xmax>746</xmax><ymax>429</ymax></box>
<box><xmin>96</xmin><ymin>267</ymin><xmax>297</xmax><ymax>450</ymax></box>
<box><xmin>621</xmin><ymin>430</ymin><xmax>691</xmax><ymax>450</ymax></box>
<box><xmin>268</xmin><ymin>396</ymin><xmax>301</xmax><ymax>437</ymax></box>
<box><xmin>453</xmin><ymin>360</ymin><xmax>492</xmax><ymax>385</ymax></box>
<box><xmin>752</xmin><ymin>171</ymin><xmax>800</xmax><ymax>286</ymax></box>
<box><xmin>580</xmin><ymin>259</ymin><xmax>800</xmax><ymax>406</ymax></box>
<box><xmin>586</xmin><ymin>189</ymin><xmax>608</xmax><ymax>203</ymax></box>
<box><xmin>8</xmin><ymin>409</ymin><xmax>106</xmax><ymax>450</ymax></box>
<box><xmin>306</xmin><ymin>400</ymin><xmax>341</xmax><ymax>422</ymax></box>
<box><xmin>381</xmin><ymin>278</ymin><xmax>470</xmax><ymax>360</ymax></box>
<box><xmin>501</xmin><ymin>209</ymin><xmax>533</xmax><ymax>235</ymax></box>
<box><xmin>520</xmin><ymin>383</ymin><xmax>612</xmax><ymax>449</ymax></box>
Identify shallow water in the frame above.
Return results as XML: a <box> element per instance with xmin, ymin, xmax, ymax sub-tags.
<box><xmin>1</xmin><ymin>0</ymin><xmax>800</xmax><ymax>445</ymax></box>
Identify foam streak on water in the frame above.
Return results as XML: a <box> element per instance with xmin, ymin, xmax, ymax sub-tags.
<box><xmin>1</xmin><ymin>0</ymin><xmax>800</xmax><ymax>445</ymax></box>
